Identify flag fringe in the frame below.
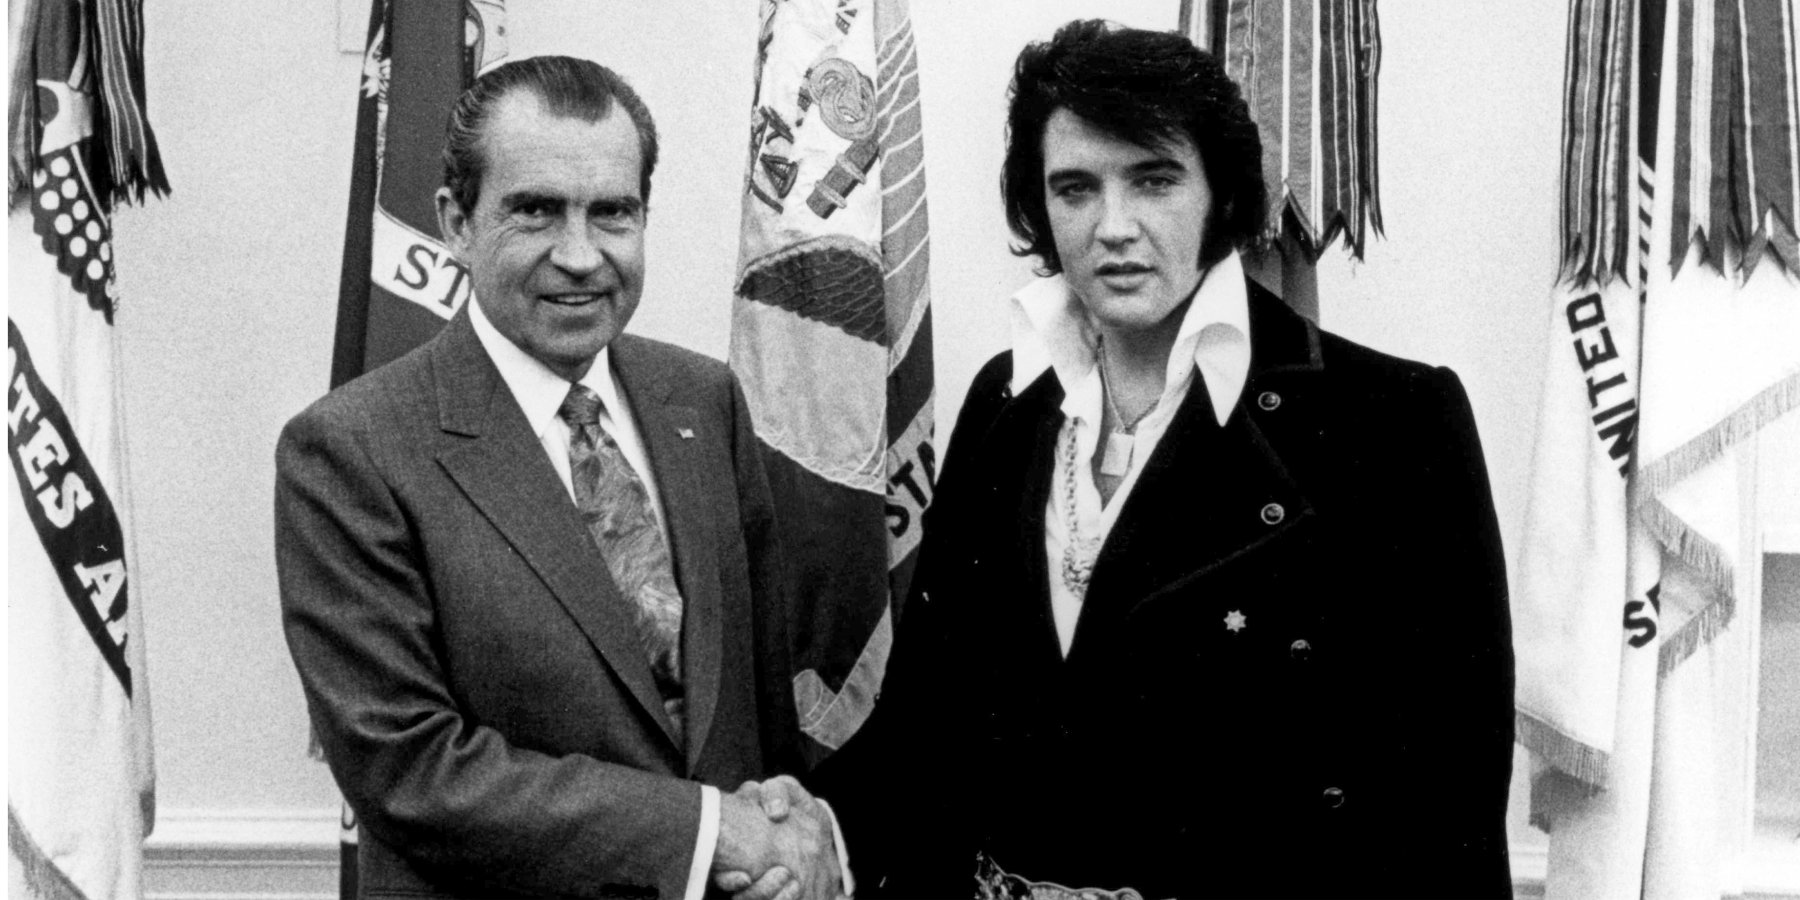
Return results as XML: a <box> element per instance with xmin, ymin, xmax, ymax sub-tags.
<box><xmin>1656</xmin><ymin>577</ymin><xmax>1736</xmax><ymax>675</ymax></box>
<box><xmin>1515</xmin><ymin>710</ymin><xmax>1611</xmax><ymax>788</ymax></box>
<box><xmin>1637</xmin><ymin>496</ymin><xmax>1740</xmax><ymax>674</ymax></box>
<box><xmin>8</xmin><ymin>806</ymin><xmax>96</xmax><ymax>900</ymax></box>
<box><xmin>1633</xmin><ymin>368</ymin><xmax>1800</xmax><ymax>499</ymax></box>
<box><xmin>7</xmin><ymin>0</ymin><xmax>42</xmax><ymax>210</ymax></box>
<box><xmin>1638</xmin><ymin>497</ymin><xmax>1737</xmax><ymax>596</ymax></box>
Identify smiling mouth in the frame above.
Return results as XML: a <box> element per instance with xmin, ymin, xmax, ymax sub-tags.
<box><xmin>540</xmin><ymin>292</ymin><xmax>607</xmax><ymax>306</ymax></box>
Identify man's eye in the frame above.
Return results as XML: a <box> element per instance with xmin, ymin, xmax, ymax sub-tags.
<box><xmin>515</xmin><ymin>201</ymin><xmax>553</xmax><ymax>219</ymax></box>
<box><xmin>1053</xmin><ymin>182</ymin><xmax>1093</xmax><ymax>200</ymax></box>
<box><xmin>592</xmin><ymin>204</ymin><xmax>643</xmax><ymax>228</ymax></box>
<box><xmin>1138</xmin><ymin>175</ymin><xmax>1177</xmax><ymax>191</ymax></box>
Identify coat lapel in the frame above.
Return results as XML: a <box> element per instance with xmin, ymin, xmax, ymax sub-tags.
<box><xmin>610</xmin><ymin>337</ymin><xmax>724</xmax><ymax>775</ymax></box>
<box><xmin>429</xmin><ymin>316</ymin><xmax>682</xmax><ymax>752</ymax></box>
<box><xmin>1068</xmin><ymin>282</ymin><xmax>1324</xmax><ymax>656</ymax></box>
<box><xmin>984</xmin><ymin>368</ymin><xmax>1074</xmax><ymax>671</ymax></box>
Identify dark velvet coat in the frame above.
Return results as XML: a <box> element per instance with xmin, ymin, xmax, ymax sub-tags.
<box><xmin>822</xmin><ymin>279</ymin><xmax>1514</xmax><ymax>899</ymax></box>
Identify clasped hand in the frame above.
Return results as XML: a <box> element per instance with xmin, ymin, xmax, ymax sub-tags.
<box><xmin>711</xmin><ymin>776</ymin><xmax>845</xmax><ymax>900</ymax></box>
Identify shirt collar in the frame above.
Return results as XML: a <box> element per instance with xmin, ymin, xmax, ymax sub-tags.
<box><xmin>1008</xmin><ymin>249</ymin><xmax>1252</xmax><ymax>426</ymax></box>
<box><xmin>468</xmin><ymin>297</ymin><xmax>623</xmax><ymax>437</ymax></box>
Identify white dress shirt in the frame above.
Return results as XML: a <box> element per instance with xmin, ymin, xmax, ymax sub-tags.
<box><xmin>469</xmin><ymin>300</ymin><xmax>852</xmax><ymax>899</ymax></box>
<box><xmin>468</xmin><ymin>300</ymin><xmax>717</xmax><ymax>898</ymax></box>
<box><xmin>1008</xmin><ymin>250</ymin><xmax>1252</xmax><ymax>657</ymax></box>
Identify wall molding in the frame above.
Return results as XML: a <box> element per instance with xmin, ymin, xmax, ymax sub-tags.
<box><xmin>145</xmin><ymin>808</ymin><xmax>339</xmax><ymax>900</ymax></box>
<box><xmin>141</xmin><ymin>814</ymin><xmax>1794</xmax><ymax>900</ymax></box>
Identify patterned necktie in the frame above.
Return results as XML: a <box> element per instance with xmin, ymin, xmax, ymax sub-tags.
<box><xmin>558</xmin><ymin>383</ymin><xmax>685</xmax><ymax>746</ymax></box>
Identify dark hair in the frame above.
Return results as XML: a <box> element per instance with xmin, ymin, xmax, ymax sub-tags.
<box><xmin>1001</xmin><ymin>19</ymin><xmax>1266</xmax><ymax>273</ymax></box>
<box><xmin>441</xmin><ymin>55</ymin><xmax>660</xmax><ymax>212</ymax></box>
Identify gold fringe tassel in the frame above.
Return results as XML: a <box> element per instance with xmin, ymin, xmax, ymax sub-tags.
<box><xmin>8</xmin><ymin>805</ymin><xmax>95</xmax><ymax>900</ymax></box>
<box><xmin>1627</xmin><ymin>370</ymin><xmax>1796</xmax><ymax>672</ymax></box>
<box><xmin>1637</xmin><ymin>497</ymin><xmax>1739</xmax><ymax>598</ymax></box>
<box><xmin>1515</xmin><ymin>710</ymin><xmax>1611</xmax><ymax>788</ymax></box>
<box><xmin>1656</xmin><ymin>583</ymin><xmax>1736</xmax><ymax>675</ymax></box>
<box><xmin>1633</xmin><ymin>370</ymin><xmax>1800</xmax><ymax>501</ymax></box>
<box><xmin>1638</xmin><ymin>498</ymin><xmax>1739</xmax><ymax>673</ymax></box>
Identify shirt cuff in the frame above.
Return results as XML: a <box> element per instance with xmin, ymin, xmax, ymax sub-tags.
<box><xmin>684</xmin><ymin>784</ymin><xmax>721</xmax><ymax>900</ymax></box>
<box><xmin>817</xmin><ymin>798</ymin><xmax>856</xmax><ymax>898</ymax></box>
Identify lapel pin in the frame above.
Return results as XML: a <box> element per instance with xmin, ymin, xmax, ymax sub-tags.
<box><xmin>677</xmin><ymin>427</ymin><xmax>695</xmax><ymax>440</ymax></box>
<box><xmin>1224</xmin><ymin>610</ymin><xmax>1247</xmax><ymax>633</ymax></box>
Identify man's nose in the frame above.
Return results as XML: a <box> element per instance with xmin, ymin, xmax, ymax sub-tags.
<box><xmin>549</xmin><ymin>219</ymin><xmax>604</xmax><ymax>274</ymax></box>
<box><xmin>1095</xmin><ymin>190</ymin><xmax>1140</xmax><ymax>244</ymax></box>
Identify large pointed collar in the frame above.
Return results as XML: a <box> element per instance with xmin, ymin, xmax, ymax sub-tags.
<box><xmin>1241</xmin><ymin>275</ymin><xmax>1324</xmax><ymax>380</ymax></box>
<box><xmin>1008</xmin><ymin>250</ymin><xmax>1252</xmax><ymax>427</ymax></box>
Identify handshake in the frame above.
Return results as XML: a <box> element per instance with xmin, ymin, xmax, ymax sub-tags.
<box><xmin>711</xmin><ymin>776</ymin><xmax>849</xmax><ymax>900</ymax></box>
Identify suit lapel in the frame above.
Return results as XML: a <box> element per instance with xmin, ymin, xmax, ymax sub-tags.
<box><xmin>611</xmin><ymin>337</ymin><xmax>723</xmax><ymax>774</ymax></box>
<box><xmin>429</xmin><ymin>316</ymin><xmax>682</xmax><ymax>752</ymax></box>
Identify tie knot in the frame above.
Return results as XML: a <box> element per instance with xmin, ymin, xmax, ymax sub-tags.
<box><xmin>558</xmin><ymin>383</ymin><xmax>605</xmax><ymax>428</ymax></box>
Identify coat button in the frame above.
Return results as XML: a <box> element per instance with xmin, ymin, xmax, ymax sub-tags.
<box><xmin>1289</xmin><ymin>638</ymin><xmax>1312</xmax><ymax>661</ymax></box>
<box><xmin>1260</xmin><ymin>502</ymin><xmax>1285</xmax><ymax>525</ymax></box>
<box><xmin>1322</xmin><ymin>786</ymin><xmax>1346</xmax><ymax>809</ymax></box>
<box><xmin>1257</xmin><ymin>390</ymin><xmax>1281</xmax><ymax>411</ymax></box>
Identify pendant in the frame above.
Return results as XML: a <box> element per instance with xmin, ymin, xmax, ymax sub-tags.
<box><xmin>1100</xmin><ymin>431</ymin><xmax>1134</xmax><ymax>477</ymax></box>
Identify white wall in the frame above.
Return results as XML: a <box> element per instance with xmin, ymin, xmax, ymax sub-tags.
<box><xmin>110</xmin><ymin>0</ymin><xmax>1564</xmax><ymax>886</ymax></box>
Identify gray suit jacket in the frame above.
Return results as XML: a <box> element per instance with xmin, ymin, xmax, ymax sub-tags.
<box><xmin>277</xmin><ymin>310</ymin><xmax>799</xmax><ymax>899</ymax></box>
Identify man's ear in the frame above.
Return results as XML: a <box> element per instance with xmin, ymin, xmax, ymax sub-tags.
<box><xmin>435</xmin><ymin>187</ymin><xmax>470</xmax><ymax>257</ymax></box>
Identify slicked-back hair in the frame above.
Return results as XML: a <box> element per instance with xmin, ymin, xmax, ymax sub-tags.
<box><xmin>1002</xmin><ymin>19</ymin><xmax>1266</xmax><ymax>274</ymax></box>
<box><xmin>441</xmin><ymin>55</ymin><xmax>660</xmax><ymax>213</ymax></box>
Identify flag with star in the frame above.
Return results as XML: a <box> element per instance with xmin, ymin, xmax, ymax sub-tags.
<box><xmin>7</xmin><ymin>1</ymin><xmax>165</xmax><ymax>898</ymax></box>
<box><xmin>732</xmin><ymin>0</ymin><xmax>936</xmax><ymax>763</ymax></box>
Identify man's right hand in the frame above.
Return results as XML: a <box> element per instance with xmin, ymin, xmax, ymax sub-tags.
<box><xmin>712</xmin><ymin>779</ymin><xmax>843</xmax><ymax>900</ymax></box>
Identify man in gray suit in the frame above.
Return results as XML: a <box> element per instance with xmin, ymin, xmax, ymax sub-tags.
<box><xmin>277</xmin><ymin>55</ymin><xmax>842</xmax><ymax>900</ymax></box>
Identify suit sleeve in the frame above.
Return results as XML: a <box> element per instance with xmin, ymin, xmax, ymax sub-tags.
<box><xmin>1400</xmin><ymin>367</ymin><xmax>1516</xmax><ymax>897</ymax></box>
<box><xmin>275</xmin><ymin>406</ymin><xmax>704</xmax><ymax>900</ymax></box>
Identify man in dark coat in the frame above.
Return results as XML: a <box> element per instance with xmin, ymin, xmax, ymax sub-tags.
<box><xmin>796</xmin><ymin>20</ymin><xmax>1515</xmax><ymax>900</ymax></box>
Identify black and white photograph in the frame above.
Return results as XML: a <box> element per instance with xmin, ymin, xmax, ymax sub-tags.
<box><xmin>7</xmin><ymin>1</ymin><xmax>1798</xmax><ymax>898</ymax></box>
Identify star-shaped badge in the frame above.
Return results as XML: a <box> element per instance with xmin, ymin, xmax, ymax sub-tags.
<box><xmin>1224</xmin><ymin>610</ymin><xmax>1247</xmax><ymax>633</ymax></box>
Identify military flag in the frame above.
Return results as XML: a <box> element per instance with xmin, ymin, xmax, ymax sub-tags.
<box><xmin>732</xmin><ymin>0</ymin><xmax>935</xmax><ymax>763</ymax></box>
<box><xmin>328</xmin><ymin>3</ymin><xmax>507</xmax><ymax>894</ymax></box>
<box><xmin>1518</xmin><ymin>0</ymin><xmax>1799</xmax><ymax>896</ymax></box>
<box><xmin>7</xmin><ymin>1</ymin><xmax>165</xmax><ymax>898</ymax></box>
<box><xmin>1181</xmin><ymin>0</ymin><xmax>1384</xmax><ymax>261</ymax></box>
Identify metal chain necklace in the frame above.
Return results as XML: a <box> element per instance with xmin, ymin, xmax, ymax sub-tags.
<box><xmin>1058</xmin><ymin>423</ymin><xmax>1101</xmax><ymax>599</ymax></box>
